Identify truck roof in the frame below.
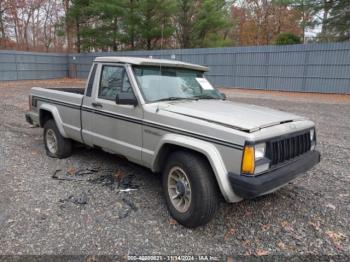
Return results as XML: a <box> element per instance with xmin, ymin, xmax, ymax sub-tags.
<box><xmin>94</xmin><ymin>56</ymin><xmax>209</xmax><ymax>72</ymax></box>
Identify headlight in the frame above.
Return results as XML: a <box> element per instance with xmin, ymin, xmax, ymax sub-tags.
<box><xmin>255</xmin><ymin>143</ymin><xmax>266</xmax><ymax>160</ymax></box>
<box><xmin>310</xmin><ymin>129</ymin><xmax>315</xmax><ymax>141</ymax></box>
<box><xmin>310</xmin><ymin>128</ymin><xmax>316</xmax><ymax>150</ymax></box>
<box><xmin>241</xmin><ymin>143</ymin><xmax>268</xmax><ymax>175</ymax></box>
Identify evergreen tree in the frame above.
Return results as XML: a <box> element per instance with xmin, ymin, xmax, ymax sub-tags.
<box><xmin>135</xmin><ymin>0</ymin><xmax>175</xmax><ymax>50</ymax></box>
<box><xmin>67</xmin><ymin>0</ymin><xmax>91</xmax><ymax>52</ymax></box>
<box><xmin>120</xmin><ymin>0</ymin><xmax>141</xmax><ymax>50</ymax></box>
<box><xmin>175</xmin><ymin>0</ymin><xmax>231</xmax><ymax>48</ymax></box>
<box><xmin>274</xmin><ymin>0</ymin><xmax>321</xmax><ymax>43</ymax></box>
<box><xmin>193</xmin><ymin>0</ymin><xmax>231</xmax><ymax>47</ymax></box>
<box><xmin>322</xmin><ymin>0</ymin><xmax>350</xmax><ymax>41</ymax></box>
<box><xmin>275</xmin><ymin>32</ymin><xmax>302</xmax><ymax>44</ymax></box>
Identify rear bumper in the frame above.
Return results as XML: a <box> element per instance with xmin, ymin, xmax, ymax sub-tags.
<box><xmin>228</xmin><ymin>150</ymin><xmax>321</xmax><ymax>199</ymax></box>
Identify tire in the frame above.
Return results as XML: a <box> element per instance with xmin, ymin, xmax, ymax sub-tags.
<box><xmin>162</xmin><ymin>150</ymin><xmax>219</xmax><ymax>228</ymax></box>
<box><xmin>43</xmin><ymin>119</ymin><xmax>72</xmax><ymax>158</ymax></box>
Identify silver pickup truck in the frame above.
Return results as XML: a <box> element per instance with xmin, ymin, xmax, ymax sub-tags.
<box><xmin>26</xmin><ymin>56</ymin><xmax>320</xmax><ymax>228</ymax></box>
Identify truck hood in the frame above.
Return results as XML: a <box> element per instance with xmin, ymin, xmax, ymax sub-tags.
<box><xmin>160</xmin><ymin>100</ymin><xmax>305</xmax><ymax>133</ymax></box>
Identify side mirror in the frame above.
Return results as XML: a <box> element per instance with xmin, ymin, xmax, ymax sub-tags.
<box><xmin>220</xmin><ymin>92</ymin><xmax>227</xmax><ymax>100</ymax></box>
<box><xmin>116</xmin><ymin>93</ymin><xmax>138</xmax><ymax>106</ymax></box>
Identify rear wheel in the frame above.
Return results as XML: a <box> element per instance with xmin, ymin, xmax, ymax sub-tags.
<box><xmin>162</xmin><ymin>150</ymin><xmax>219</xmax><ymax>228</ymax></box>
<box><xmin>43</xmin><ymin>119</ymin><xmax>72</xmax><ymax>158</ymax></box>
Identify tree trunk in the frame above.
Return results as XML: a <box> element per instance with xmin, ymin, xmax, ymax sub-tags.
<box><xmin>130</xmin><ymin>0</ymin><xmax>135</xmax><ymax>49</ymax></box>
<box><xmin>321</xmin><ymin>0</ymin><xmax>334</xmax><ymax>40</ymax></box>
<box><xmin>0</xmin><ymin>1</ymin><xmax>6</xmax><ymax>39</ymax></box>
<box><xmin>23</xmin><ymin>9</ymin><xmax>33</xmax><ymax>51</ymax></box>
<box><xmin>147</xmin><ymin>38</ymin><xmax>151</xmax><ymax>50</ymax></box>
<box><xmin>0</xmin><ymin>14</ymin><xmax>5</xmax><ymax>38</ymax></box>
<box><xmin>112</xmin><ymin>18</ymin><xmax>118</xmax><ymax>51</ymax></box>
<box><xmin>10</xmin><ymin>4</ymin><xmax>19</xmax><ymax>45</ymax></box>
<box><xmin>63</xmin><ymin>0</ymin><xmax>73</xmax><ymax>51</ymax></box>
<box><xmin>76</xmin><ymin>19</ymin><xmax>81</xmax><ymax>53</ymax></box>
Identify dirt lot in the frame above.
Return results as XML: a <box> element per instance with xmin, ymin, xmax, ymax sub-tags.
<box><xmin>0</xmin><ymin>79</ymin><xmax>349</xmax><ymax>258</ymax></box>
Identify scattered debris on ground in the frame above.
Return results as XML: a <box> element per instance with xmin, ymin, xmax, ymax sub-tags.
<box><xmin>59</xmin><ymin>192</ymin><xmax>88</xmax><ymax>206</ymax></box>
<box><xmin>53</xmin><ymin>167</ymin><xmax>140</xmax><ymax>218</ymax></box>
<box><xmin>52</xmin><ymin>167</ymin><xmax>139</xmax><ymax>191</ymax></box>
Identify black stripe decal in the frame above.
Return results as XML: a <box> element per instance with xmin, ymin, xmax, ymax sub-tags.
<box><xmin>33</xmin><ymin>96</ymin><xmax>81</xmax><ymax>110</ymax></box>
<box><xmin>34</xmin><ymin>96</ymin><xmax>243</xmax><ymax>150</ymax></box>
<box><xmin>83</xmin><ymin>106</ymin><xmax>143</xmax><ymax>125</ymax></box>
<box><xmin>143</xmin><ymin>121</ymin><xmax>243</xmax><ymax>149</ymax></box>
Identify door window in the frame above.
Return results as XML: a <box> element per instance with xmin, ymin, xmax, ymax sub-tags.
<box><xmin>98</xmin><ymin>66</ymin><xmax>133</xmax><ymax>101</ymax></box>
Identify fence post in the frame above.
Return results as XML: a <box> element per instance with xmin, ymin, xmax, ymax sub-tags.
<box><xmin>302</xmin><ymin>49</ymin><xmax>309</xmax><ymax>92</ymax></box>
<box><xmin>265</xmin><ymin>51</ymin><xmax>270</xmax><ymax>90</ymax></box>
<box><xmin>14</xmin><ymin>52</ymin><xmax>18</xmax><ymax>80</ymax></box>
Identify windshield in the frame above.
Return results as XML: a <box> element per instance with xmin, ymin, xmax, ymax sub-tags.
<box><xmin>133</xmin><ymin>66</ymin><xmax>223</xmax><ymax>102</ymax></box>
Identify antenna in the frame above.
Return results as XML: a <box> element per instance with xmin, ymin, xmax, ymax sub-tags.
<box><xmin>160</xmin><ymin>22</ymin><xmax>164</xmax><ymax>72</ymax></box>
<box><xmin>155</xmin><ymin>22</ymin><xmax>164</xmax><ymax>107</ymax></box>
<box><xmin>160</xmin><ymin>23</ymin><xmax>164</xmax><ymax>54</ymax></box>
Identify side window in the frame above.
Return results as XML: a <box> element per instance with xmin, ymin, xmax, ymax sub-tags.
<box><xmin>98</xmin><ymin>66</ymin><xmax>133</xmax><ymax>101</ymax></box>
<box><xmin>86</xmin><ymin>64</ymin><xmax>97</xmax><ymax>97</ymax></box>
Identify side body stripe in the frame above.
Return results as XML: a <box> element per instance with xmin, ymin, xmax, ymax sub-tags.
<box><xmin>33</xmin><ymin>96</ymin><xmax>244</xmax><ymax>150</ymax></box>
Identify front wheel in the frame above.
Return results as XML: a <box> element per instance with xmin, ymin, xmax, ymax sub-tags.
<box><xmin>43</xmin><ymin>119</ymin><xmax>72</xmax><ymax>158</ymax></box>
<box><xmin>162</xmin><ymin>150</ymin><xmax>219</xmax><ymax>228</ymax></box>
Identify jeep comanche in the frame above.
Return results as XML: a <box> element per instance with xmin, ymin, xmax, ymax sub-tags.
<box><xmin>25</xmin><ymin>56</ymin><xmax>320</xmax><ymax>228</ymax></box>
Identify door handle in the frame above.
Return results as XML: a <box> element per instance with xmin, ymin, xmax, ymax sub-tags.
<box><xmin>92</xmin><ymin>102</ymin><xmax>103</xmax><ymax>108</ymax></box>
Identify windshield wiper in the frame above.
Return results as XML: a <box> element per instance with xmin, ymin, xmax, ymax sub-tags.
<box><xmin>153</xmin><ymin>97</ymin><xmax>195</xmax><ymax>102</ymax></box>
<box><xmin>192</xmin><ymin>95</ymin><xmax>218</xmax><ymax>100</ymax></box>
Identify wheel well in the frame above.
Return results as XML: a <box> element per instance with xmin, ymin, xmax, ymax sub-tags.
<box><xmin>39</xmin><ymin>110</ymin><xmax>53</xmax><ymax>127</ymax></box>
<box><xmin>155</xmin><ymin>143</ymin><xmax>223</xmax><ymax>199</ymax></box>
<box><xmin>155</xmin><ymin>143</ymin><xmax>212</xmax><ymax>173</ymax></box>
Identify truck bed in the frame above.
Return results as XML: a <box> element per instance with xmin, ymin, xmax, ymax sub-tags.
<box><xmin>30</xmin><ymin>86</ymin><xmax>85</xmax><ymax>142</ymax></box>
<box><xmin>45</xmin><ymin>87</ymin><xmax>85</xmax><ymax>95</ymax></box>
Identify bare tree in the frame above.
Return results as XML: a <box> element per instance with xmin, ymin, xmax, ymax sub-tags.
<box><xmin>0</xmin><ymin>0</ymin><xmax>10</xmax><ymax>38</ymax></box>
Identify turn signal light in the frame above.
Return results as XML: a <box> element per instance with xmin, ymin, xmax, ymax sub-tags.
<box><xmin>241</xmin><ymin>145</ymin><xmax>255</xmax><ymax>175</ymax></box>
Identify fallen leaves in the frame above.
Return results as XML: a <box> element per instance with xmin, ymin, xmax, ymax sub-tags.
<box><xmin>281</xmin><ymin>220</ymin><xmax>294</xmax><ymax>232</ymax></box>
<box><xmin>309</xmin><ymin>219</ymin><xmax>321</xmax><ymax>231</ymax></box>
<box><xmin>224</xmin><ymin>228</ymin><xmax>236</xmax><ymax>241</ymax></box>
<box><xmin>169</xmin><ymin>218</ymin><xmax>178</xmax><ymax>225</ymax></box>
<box><xmin>276</xmin><ymin>241</ymin><xmax>286</xmax><ymax>250</ymax></box>
<box><xmin>242</xmin><ymin>240</ymin><xmax>251</xmax><ymax>248</ymax></box>
<box><xmin>66</xmin><ymin>166</ymin><xmax>76</xmax><ymax>176</ymax></box>
<box><xmin>31</xmin><ymin>150</ymin><xmax>39</xmax><ymax>155</ymax></box>
<box><xmin>325</xmin><ymin>230</ymin><xmax>347</xmax><ymax>250</ymax></box>
<box><xmin>115</xmin><ymin>169</ymin><xmax>126</xmax><ymax>179</ymax></box>
<box><xmin>244</xmin><ymin>250</ymin><xmax>252</xmax><ymax>256</ymax></box>
<box><xmin>260</xmin><ymin>224</ymin><xmax>271</xmax><ymax>232</ymax></box>
<box><xmin>255</xmin><ymin>249</ymin><xmax>270</xmax><ymax>256</ymax></box>
<box><xmin>276</xmin><ymin>240</ymin><xmax>295</xmax><ymax>252</ymax></box>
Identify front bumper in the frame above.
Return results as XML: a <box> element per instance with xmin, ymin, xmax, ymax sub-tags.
<box><xmin>25</xmin><ymin>112</ymin><xmax>34</xmax><ymax>125</ymax></box>
<box><xmin>25</xmin><ymin>112</ymin><xmax>39</xmax><ymax>126</ymax></box>
<box><xmin>228</xmin><ymin>150</ymin><xmax>321</xmax><ymax>199</ymax></box>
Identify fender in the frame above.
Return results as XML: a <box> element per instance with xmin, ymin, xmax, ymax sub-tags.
<box><xmin>152</xmin><ymin>133</ymin><xmax>242</xmax><ymax>203</ymax></box>
<box><xmin>39</xmin><ymin>104</ymin><xmax>68</xmax><ymax>138</ymax></box>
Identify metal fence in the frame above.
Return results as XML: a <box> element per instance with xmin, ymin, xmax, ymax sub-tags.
<box><xmin>0</xmin><ymin>50</ymin><xmax>68</xmax><ymax>81</ymax></box>
<box><xmin>1</xmin><ymin>42</ymin><xmax>350</xmax><ymax>94</ymax></box>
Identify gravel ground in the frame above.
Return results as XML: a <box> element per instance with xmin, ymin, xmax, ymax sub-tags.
<box><xmin>0</xmin><ymin>79</ymin><xmax>349</xmax><ymax>258</ymax></box>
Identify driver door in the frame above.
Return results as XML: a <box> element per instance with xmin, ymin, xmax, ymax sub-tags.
<box><xmin>90</xmin><ymin>64</ymin><xmax>143</xmax><ymax>164</ymax></box>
